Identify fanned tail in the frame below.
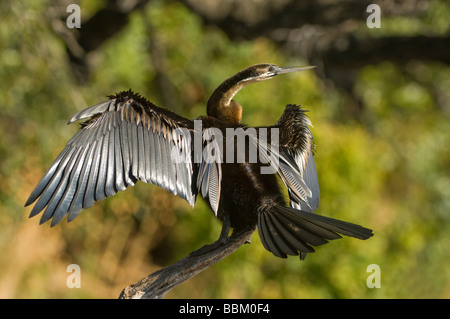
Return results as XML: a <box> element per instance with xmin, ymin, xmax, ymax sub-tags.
<box><xmin>257</xmin><ymin>204</ymin><xmax>373</xmax><ymax>260</ymax></box>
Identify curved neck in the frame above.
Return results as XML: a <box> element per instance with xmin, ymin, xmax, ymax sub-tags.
<box><xmin>207</xmin><ymin>70</ymin><xmax>258</xmax><ymax>124</ymax></box>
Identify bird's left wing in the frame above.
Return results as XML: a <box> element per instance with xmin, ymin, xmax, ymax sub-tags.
<box><xmin>254</xmin><ymin>104</ymin><xmax>320</xmax><ymax>212</ymax></box>
<box><xmin>280</xmin><ymin>147</ymin><xmax>319</xmax><ymax>213</ymax></box>
<box><xmin>25</xmin><ymin>90</ymin><xmax>197</xmax><ymax>226</ymax></box>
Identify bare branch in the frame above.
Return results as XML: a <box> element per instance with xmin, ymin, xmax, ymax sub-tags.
<box><xmin>118</xmin><ymin>228</ymin><xmax>255</xmax><ymax>299</ymax></box>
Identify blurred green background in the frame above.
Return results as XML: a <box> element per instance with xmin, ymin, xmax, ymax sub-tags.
<box><xmin>1</xmin><ymin>0</ymin><xmax>449</xmax><ymax>298</ymax></box>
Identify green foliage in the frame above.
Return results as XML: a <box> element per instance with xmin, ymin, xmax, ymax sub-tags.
<box><xmin>0</xmin><ymin>0</ymin><xmax>449</xmax><ymax>299</ymax></box>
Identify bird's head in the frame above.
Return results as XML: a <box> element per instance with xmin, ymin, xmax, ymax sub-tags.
<box><xmin>207</xmin><ymin>64</ymin><xmax>315</xmax><ymax>124</ymax></box>
<box><xmin>236</xmin><ymin>64</ymin><xmax>315</xmax><ymax>85</ymax></box>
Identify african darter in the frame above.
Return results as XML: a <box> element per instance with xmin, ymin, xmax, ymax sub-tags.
<box><xmin>25</xmin><ymin>64</ymin><xmax>373</xmax><ymax>260</ymax></box>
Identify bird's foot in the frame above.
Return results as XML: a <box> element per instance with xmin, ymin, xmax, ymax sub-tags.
<box><xmin>190</xmin><ymin>215</ymin><xmax>231</xmax><ymax>256</ymax></box>
<box><xmin>190</xmin><ymin>236</ymin><xmax>229</xmax><ymax>256</ymax></box>
<box><xmin>189</xmin><ymin>227</ymin><xmax>254</xmax><ymax>257</ymax></box>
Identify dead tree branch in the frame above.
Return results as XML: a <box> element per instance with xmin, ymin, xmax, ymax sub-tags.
<box><xmin>118</xmin><ymin>228</ymin><xmax>255</xmax><ymax>299</ymax></box>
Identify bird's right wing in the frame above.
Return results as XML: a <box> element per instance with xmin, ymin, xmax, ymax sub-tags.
<box><xmin>195</xmin><ymin>127</ymin><xmax>223</xmax><ymax>216</ymax></box>
<box><xmin>25</xmin><ymin>90</ymin><xmax>198</xmax><ymax>226</ymax></box>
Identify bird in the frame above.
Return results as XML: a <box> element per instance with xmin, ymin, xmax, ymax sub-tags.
<box><xmin>25</xmin><ymin>63</ymin><xmax>373</xmax><ymax>260</ymax></box>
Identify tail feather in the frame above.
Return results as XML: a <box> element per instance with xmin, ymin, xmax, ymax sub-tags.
<box><xmin>259</xmin><ymin>212</ymin><xmax>306</xmax><ymax>257</ymax></box>
<box><xmin>257</xmin><ymin>205</ymin><xmax>373</xmax><ymax>260</ymax></box>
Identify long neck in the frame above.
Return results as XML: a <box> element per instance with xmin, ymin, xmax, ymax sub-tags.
<box><xmin>207</xmin><ymin>76</ymin><xmax>246</xmax><ymax>124</ymax></box>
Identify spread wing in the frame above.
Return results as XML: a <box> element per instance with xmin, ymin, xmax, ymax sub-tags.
<box><xmin>280</xmin><ymin>146</ymin><xmax>319</xmax><ymax>213</ymax></box>
<box><xmin>195</xmin><ymin>127</ymin><xmax>222</xmax><ymax>215</ymax></box>
<box><xmin>25</xmin><ymin>90</ymin><xmax>220</xmax><ymax>226</ymax></box>
<box><xmin>256</xmin><ymin>104</ymin><xmax>320</xmax><ymax>212</ymax></box>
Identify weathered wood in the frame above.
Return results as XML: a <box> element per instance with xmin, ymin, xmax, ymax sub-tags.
<box><xmin>119</xmin><ymin>228</ymin><xmax>255</xmax><ymax>299</ymax></box>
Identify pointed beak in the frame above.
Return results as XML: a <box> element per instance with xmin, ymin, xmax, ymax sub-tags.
<box><xmin>242</xmin><ymin>65</ymin><xmax>316</xmax><ymax>83</ymax></box>
<box><xmin>272</xmin><ymin>65</ymin><xmax>316</xmax><ymax>75</ymax></box>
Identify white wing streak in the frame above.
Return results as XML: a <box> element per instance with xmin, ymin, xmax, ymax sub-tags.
<box><xmin>25</xmin><ymin>92</ymin><xmax>197</xmax><ymax>226</ymax></box>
